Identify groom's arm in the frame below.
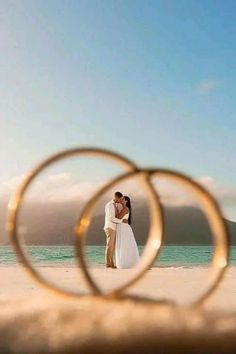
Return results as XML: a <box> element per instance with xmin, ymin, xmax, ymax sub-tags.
<box><xmin>107</xmin><ymin>204</ymin><xmax>122</xmax><ymax>224</ymax></box>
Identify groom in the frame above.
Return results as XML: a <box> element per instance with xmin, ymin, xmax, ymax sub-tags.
<box><xmin>104</xmin><ymin>191</ymin><xmax>128</xmax><ymax>268</ymax></box>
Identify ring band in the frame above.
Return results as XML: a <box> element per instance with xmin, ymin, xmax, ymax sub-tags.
<box><xmin>7</xmin><ymin>148</ymin><xmax>137</xmax><ymax>298</ymax></box>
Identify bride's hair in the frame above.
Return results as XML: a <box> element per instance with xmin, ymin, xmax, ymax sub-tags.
<box><xmin>124</xmin><ymin>196</ymin><xmax>132</xmax><ymax>225</ymax></box>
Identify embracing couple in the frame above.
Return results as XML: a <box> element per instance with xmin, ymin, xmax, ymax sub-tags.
<box><xmin>104</xmin><ymin>191</ymin><xmax>139</xmax><ymax>269</ymax></box>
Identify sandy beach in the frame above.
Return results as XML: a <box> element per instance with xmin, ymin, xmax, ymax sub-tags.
<box><xmin>2</xmin><ymin>266</ymin><xmax>236</xmax><ymax>353</ymax></box>
<box><xmin>1</xmin><ymin>265</ymin><xmax>236</xmax><ymax>310</ymax></box>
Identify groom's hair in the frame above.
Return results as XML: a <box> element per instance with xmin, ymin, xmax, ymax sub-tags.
<box><xmin>114</xmin><ymin>191</ymin><xmax>123</xmax><ymax>198</ymax></box>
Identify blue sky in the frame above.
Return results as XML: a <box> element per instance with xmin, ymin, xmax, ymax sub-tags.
<box><xmin>1</xmin><ymin>1</ymin><xmax>236</xmax><ymax>218</ymax></box>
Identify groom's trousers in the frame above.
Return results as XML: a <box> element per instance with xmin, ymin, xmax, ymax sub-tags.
<box><xmin>104</xmin><ymin>228</ymin><xmax>116</xmax><ymax>266</ymax></box>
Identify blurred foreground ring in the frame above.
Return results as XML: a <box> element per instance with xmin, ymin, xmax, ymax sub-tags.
<box><xmin>6</xmin><ymin>147</ymin><xmax>230</xmax><ymax>307</ymax></box>
<box><xmin>75</xmin><ymin>168</ymin><xmax>230</xmax><ymax>307</ymax></box>
<box><xmin>6</xmin><ymin>148</ymin><xmax>138</xmax><ymax>297</ymax></box>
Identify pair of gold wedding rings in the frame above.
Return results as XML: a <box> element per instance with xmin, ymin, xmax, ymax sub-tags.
<box><xmin>7</xmin><ymin>147</ymin><xmax>230</xmax><ymax>307</ymax></box>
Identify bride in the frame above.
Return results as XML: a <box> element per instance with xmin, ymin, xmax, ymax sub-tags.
<box><xmin>115</xmin><ymin>196</ymin><xmax>140</xmax><ymax>269</ymax></box>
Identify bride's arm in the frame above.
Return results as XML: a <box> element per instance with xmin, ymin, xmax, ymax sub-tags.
<box><xmin>116</xmin><ymin>207</ymin><xmax>129</xmax><ymax>219</ymax></box>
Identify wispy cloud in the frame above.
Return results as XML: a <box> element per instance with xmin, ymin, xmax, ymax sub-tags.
<box><xmin>0</xmin><ymin>173</ymin><xmax>98</xmax><ymax>203</ymax></box>
<box><xmin>195</xmin><ymin>80</ymin><xmax>222</xmax><ymax>94</ymax></box>
<box><xmin>196</xmin><ymin>176</ymin><xmax>236</xmax><ymax>205</ymax></box>
<box><xmin>1</xmin><ymin>173</ymin><xmax>236</xmax><ymax>209</ymax></box>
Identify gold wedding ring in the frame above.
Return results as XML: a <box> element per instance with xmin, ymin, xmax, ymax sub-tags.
<box><xmin>7</xmin><ymin>148</ymin><xmax>137</xmax><ymax>297</ymax></box>
<box><xmin>6</xmin><ymin>147</ymin><xmax>230</xmax><ymax>306</ymax></box>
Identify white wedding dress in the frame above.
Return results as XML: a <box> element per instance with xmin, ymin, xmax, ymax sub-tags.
<box><xmin>115</xmin><ymin>213</ymin><xmax>140</xmax><ymax>269</ymax></box>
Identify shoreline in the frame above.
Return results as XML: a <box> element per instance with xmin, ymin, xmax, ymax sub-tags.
<box><xmin>0</xmin><ymin>263</ymin><xmax>228</xmax><ymax>268</ymax></box>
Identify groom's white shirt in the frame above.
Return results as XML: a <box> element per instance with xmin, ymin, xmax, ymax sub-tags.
<box><xmin>104</xmin><ymin>200</ymin><xmax>122</xmax><ymax>231</ymax></box>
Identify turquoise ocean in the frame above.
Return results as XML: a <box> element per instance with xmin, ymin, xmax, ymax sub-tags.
<box><xmin>1</xmin><ymin>245</ymin><xmax>236</xmax><ymax>267</ymax></box>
